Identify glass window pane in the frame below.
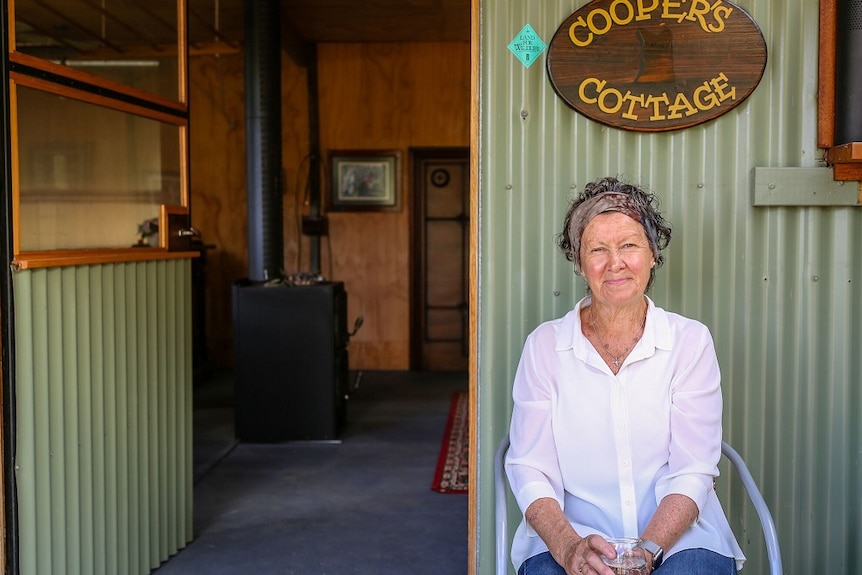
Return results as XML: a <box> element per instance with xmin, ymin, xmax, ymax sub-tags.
<box><xmin>14</xmin><ymin>0</ymin><xmax>179</xmax><ymax>101</ymax></box>
<box><xmin>16</xmin><ymin>85</ymin><xmax>182</xmax><ymax>251</ymax></box>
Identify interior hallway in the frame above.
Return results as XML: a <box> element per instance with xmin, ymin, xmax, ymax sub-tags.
<box><xmin>153</xmin><ymin>370</ymin><xmax>469</xmax><ymax>574</ymax></box>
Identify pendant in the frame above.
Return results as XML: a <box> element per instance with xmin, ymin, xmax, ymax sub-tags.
<box><xmin>612</xmin><ymin>358</ymin><xmax>622</xmax><ymax>368</ymax></box>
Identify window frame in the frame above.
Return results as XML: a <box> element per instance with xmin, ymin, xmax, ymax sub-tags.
<box><xmin>818</xmin><ymin>0</ymin><xmax>862</xmax><ymax>182</ymax></box>
<box><xmin>7</xmin><ymin>0</ymin><xmax>194</xmax><ymax>269</ymax></box>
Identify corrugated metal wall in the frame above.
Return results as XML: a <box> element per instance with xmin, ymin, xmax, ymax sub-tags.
<box><xmin>12</xmin><ymin>259</ymin><xmax>193</xmax><ymax>575</ymax></box>
<box><xmin>476</xmin><ymin>0</ymin><xmax>862</xmax><ymax>574</ymax></box>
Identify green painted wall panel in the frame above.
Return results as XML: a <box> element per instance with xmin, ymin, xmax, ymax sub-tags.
<box><xmin>13</xmin><ymin>260</ymin><xmax>193</xmax><ymax>575</ymax></box>
<box><xmin>476</xmin><ymin>0</ymin><xmax>862</xmax><ymax>574</ymax></box>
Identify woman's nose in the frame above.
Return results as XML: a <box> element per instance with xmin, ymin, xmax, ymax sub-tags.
<box><xmin>608</xmin><ymin>249</ymin><xmax>626</xmax><ymax>268</ymax></box>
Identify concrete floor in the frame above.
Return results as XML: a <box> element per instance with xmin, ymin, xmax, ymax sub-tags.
<box><xmin>152</xmin><ymin>370</ymin><xmax>469</xmax><ymax>575</ymax></box>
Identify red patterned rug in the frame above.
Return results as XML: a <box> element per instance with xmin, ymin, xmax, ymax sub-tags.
<box><xmin>432</xmin><ymin>391</ymin><xmax>469</xmax><ymax>494</ymax></box>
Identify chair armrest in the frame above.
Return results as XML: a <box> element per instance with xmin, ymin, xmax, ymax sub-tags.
<box><xmin>721</xmin><ymin>441</ymin><xmax>784</xmax><ymax>575</ymax></box>
<box><xmin>495</xmin><ymin>433</ymin><xmax>511</xmax><ymax>575</ymax></box>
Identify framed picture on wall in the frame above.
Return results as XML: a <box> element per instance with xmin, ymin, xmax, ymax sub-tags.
<box><xmin>328</xmin><ymin>150</ymin><xmax>401</xmax><ymax>212</ymax></box>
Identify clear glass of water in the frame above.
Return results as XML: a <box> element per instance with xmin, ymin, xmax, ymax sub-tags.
<box><xmin>601</xmin><ymin>537</ymin><xmax>648</xmax><ymax>575</ymax></box>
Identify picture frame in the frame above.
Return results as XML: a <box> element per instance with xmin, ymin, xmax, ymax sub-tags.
<box><xmin>328</xmin><ymin>150</ymin><xmax>401</xmax><ymax>212</ymax></box>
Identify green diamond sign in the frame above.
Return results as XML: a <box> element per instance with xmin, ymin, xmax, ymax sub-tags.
<box><xmin>508</xmin><ymin>24</ymin><xmax>546</xmax><ymax>68</ymax></box>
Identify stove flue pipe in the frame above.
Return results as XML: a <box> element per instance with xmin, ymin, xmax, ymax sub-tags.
<box><xmin>244</xmin><ymin>0</ymin><xmax>284</xmax><ymax>282</ymax></box>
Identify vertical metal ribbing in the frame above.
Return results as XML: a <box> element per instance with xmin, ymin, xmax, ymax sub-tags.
<box><xmin>13</xmin><ymin>260</ymin><xmax>193</xmax><ymax>575</ymax></box>
<box><xmin>479</xmin><ymin>1</ymin><xmax>862</xmax><ymax>574</ymax></box>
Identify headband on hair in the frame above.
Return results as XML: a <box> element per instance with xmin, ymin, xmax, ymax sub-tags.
<box><xmin>567</xmin><ymin>191</ymin><xmax>650</xmax><ymax>273</ymax></box>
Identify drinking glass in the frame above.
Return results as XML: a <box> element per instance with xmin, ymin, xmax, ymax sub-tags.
<box><xmin>601</xmin><ymin>537</ymin><xmax>648</xmax><ymax>575</ymax></box>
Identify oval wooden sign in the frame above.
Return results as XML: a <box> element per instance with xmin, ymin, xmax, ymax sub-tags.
<box><xmin>547</xmin><ymin>0</ymin><xmax>767</xmax><ymax>132</ymax></box>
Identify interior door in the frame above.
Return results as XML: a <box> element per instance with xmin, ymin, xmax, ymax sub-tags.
<box><xmin>411</xmin><ymin>148</ymin><xmax>470</xmax><ymax>371</ymax></box>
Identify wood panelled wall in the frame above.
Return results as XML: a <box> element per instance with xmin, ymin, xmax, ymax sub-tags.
<box><xmin>189</xmin><ymin>42</ymin><xmax>470</xmax><ymax>370</ymax></box>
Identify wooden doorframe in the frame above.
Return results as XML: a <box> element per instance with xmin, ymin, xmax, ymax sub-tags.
<box><xmin>408</xmin><ymin>147</ymin><xmax>470</xmax><ymax>371</ymax></box>
<box><xmin>0</xmin><ymin>297</ymin><xmax>10</xmax><ymax>572</ymax></box>
<box><xmin>468</xmin><ymin>4</ymin><xmax>479</xmax><ymax>573</ymax></box>
<box><xmin>1</xmin><ymin>11</ymin><xmax>14</xmax><ymax>565</ymax></box>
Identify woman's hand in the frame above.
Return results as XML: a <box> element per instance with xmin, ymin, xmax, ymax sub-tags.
<box><xmin>524</xmin><ymin>499</ymin><xmax>617</xmax><ymax>575</ymax></box>
<box><xmin>556</xmin><ymin>534</ymin><xmax>616</xmax><ymax>575</ymax></box>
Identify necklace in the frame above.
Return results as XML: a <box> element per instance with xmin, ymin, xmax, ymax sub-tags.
<box><xmin>589</xmin><ymin>304</ymin><xmax>647</xmax><ymax>370</ymax></box>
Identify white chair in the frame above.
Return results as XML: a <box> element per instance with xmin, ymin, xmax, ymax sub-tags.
<box><xmin>494</xmin><ymin>433</ymin><xmax>783</xmax><ymax>575</ymax></box>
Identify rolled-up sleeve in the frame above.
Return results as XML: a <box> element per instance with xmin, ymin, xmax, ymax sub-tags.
<box><xmin>505</xmin><ymin>326</ymin><xmax>564</xmax><ymax>521</ymax></box>
<box><xmin>655</xmin><ymin>323</ymin><xmax>723</xmax><ymax>512</ymax></box>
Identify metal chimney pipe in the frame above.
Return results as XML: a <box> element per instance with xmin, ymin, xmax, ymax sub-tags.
<box><xmin>306</xmin><ymin>43</ymin><xmax>323</xmax><ymax>275</ymax></box>
<box><xmin>244</xmin><ymin>0</ymin><xmax>284</xmax><ymax>282</ymax></box>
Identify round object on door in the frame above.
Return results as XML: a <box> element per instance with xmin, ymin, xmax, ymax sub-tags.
<box><xmin>431</xmin><ymin>169</ymin><xmax>451</xmax><ymax>188</ymax></box>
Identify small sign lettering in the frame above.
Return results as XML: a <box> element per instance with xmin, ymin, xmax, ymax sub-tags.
<box><xmin>508</xmin><ymin>24</ymin><xmax>547</xmax><ymax>69</ymax></box>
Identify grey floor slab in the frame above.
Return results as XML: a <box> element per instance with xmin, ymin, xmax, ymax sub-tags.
<box><xmin>153</xmin><ymin>370</ymin><xmax>469</xmax><ymax>575</ymax></box>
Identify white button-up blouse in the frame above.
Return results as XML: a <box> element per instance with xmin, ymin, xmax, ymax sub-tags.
<box><xmin>505</xmin><ymin>296</ymin><xmax>744</xmax><ymax>571</ymax></box>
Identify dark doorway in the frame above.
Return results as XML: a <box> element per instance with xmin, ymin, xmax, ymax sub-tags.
<box><xmin>410</xmin><ymin>148</ymin><xmax>470</xmax><ymax>371</ymax></box>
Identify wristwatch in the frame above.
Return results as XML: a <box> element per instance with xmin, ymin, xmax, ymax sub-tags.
<box><xmin>638</xmin><ymin>539</ymin><xmax>664</xmax><ymax>570</ymax></box>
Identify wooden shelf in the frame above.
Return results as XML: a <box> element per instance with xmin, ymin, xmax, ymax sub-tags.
<box><xmin>13</xmin><ymin>249</ymin><xmax>199</xmax><ymax>270</ymax></box>
<box><xmin>825</xmin><ymin>142</ymin><xmax>862</xmax><ymax>181</ymax></box>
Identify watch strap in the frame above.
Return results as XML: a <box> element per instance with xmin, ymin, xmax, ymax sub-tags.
<box><xmin>638</xmin><ymin>539</ymin><xmax>664</xmax><ymax>569</ymax></box>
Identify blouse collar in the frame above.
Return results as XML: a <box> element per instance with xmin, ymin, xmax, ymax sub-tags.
<box><xmin>556</xmin><ymin>295</ymin><xmax>673</xmax><ymax>360</ymax></box>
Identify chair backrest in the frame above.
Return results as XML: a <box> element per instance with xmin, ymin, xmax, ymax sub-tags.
<box><xmin>493</xmin><ymin>434</ymin><xmax>783</xmax><ymax>575</ymax></box>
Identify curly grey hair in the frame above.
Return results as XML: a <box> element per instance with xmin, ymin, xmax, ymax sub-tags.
<box><xmin>556</xmin><ymin>177</ymin><xmax>672</xmax><ymax>290</ymax></box>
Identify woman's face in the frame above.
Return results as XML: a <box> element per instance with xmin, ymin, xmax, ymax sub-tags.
<box><xmin>579</xmin><ymin>212</ymin><xmax>655</xmax><ymax>308</ymax></box>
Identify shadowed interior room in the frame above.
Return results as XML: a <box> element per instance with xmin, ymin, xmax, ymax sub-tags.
<box><xmin>184</xmin><ymin>0</ymin><xmax>472</xmax><ymax>376</ymax></box>
<box><xmin>181</xmin><ymin>0</ymin><xmax>473</xmax><ymax>572</ymax></box>
<box><xmin>8</xmin><ymin>0</ymin><xmax>471</xmax><ymax>572</ymax></box>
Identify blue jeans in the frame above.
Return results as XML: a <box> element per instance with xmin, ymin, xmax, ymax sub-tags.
<box><xmin>518</xmin><ymin>549</ymin><xmax>737</xmax><ymax>575</ymax></box>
